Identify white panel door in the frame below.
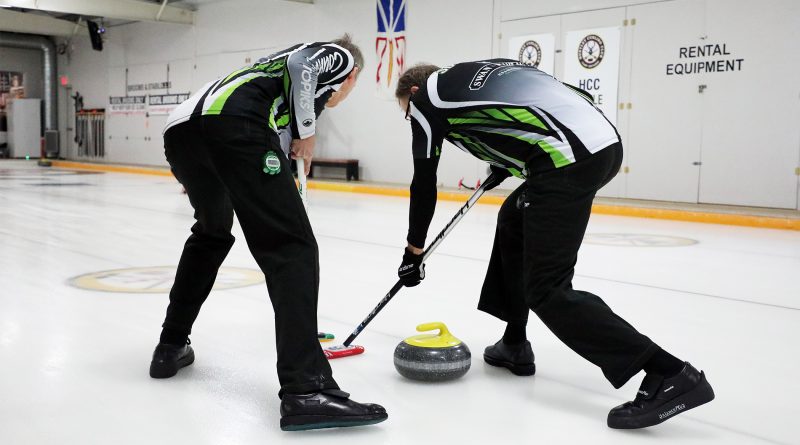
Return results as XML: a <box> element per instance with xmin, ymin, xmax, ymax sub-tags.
<box><xmin>560</xmin><ymin>7</ymin><xmax>627</xmax><ymax>198</ymax></box>
<box><xmin>108</xmin><ymin>67</ymin><xmax>126</xmax><ymax>98</ymax></box>
<box><xmin>500</xmin><ymin>15</ymin><xmax>560</xmax><ymax>75</ymax></box>
<box><xmin>697</xmin><ymin>0</ymin><xmax>800</xmax><ymax>208</ymax></box>
<box><xmin>626</xmin><ymin>0</ymin><xmax>706</xmax><ymax>202</ymax></box>
<box><xmin>193</xmin><ymin>51</ymin><xmax>252</xmax><ymax>91</ymax></box>
<box><xmin>104</xmin><ymin>66</ymin><xmax>133</xmax><ymax>163</ymax></box>
<box><xmin>496</xmin><ymin>16</ymin><xmax>560</xmax><ymax>192</ymax></box>
<box><xmin>103</xmin><ymin>67</ymin><xmax>128</xmax><ymax>161</ymax></box>
<box><xmin>118</xmin><ymin>63</ymin><xmax>160</xmax><ymax>165</ymax></box>
<box><xmin>167</xmin><ymin>58</ymin><xmax>193</xmax><ymax>95</ymax></box>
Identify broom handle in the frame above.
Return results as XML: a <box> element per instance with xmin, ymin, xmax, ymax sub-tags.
<box><xmin>342</xmin><ymin>173</ymin><xmax>502</xmax><ymax>347</ymax></box>
<box><xmin>296</xmin><ymin>158</ymin><xmax>308</xmax><ymax>208</ymax></box>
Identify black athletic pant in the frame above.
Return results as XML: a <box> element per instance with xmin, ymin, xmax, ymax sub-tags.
<box><xmin>162</xmin><ymin>116</ymin><xmax>338</xmax><ymax>396</ymax></box>
<box><xmin>478</xmin><ymin>143</ymin><xmax>659</xmax><ymax>388</ymax></box>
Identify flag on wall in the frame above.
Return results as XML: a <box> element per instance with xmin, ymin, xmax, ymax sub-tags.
<box><xmin>376</xmin><ymin>0</ymin><xmax>406</xmax><ymax>98</ymax></box>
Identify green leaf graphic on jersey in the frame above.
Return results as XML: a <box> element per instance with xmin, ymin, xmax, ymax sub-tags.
<box><xmin>483</xmin><ymin>109</ymin><xmax>514</xmax><ymax>122</ymax></box>
<box><xmin>257</xmin><ymin>60</ymin><xmax>286</xmax><ymax>73</ymax></box>
<box><xmin>276</xmin><ymin>113</ymin><xmax>290</xmax><ymax>128</ymax></box>
<box><xmin>507</xmin><ymin>168</ymin><xmax>524</xmax><ymax>179</ymax></box>
<box><xmin>501</xmin><ymin>108</ymin><xmax>549</xmax><ymax>131</ymax></box>
<box><xmin>449</xmin><ymin>107</ymin><xmax>550</xmax><ymax>132</ymax></box>
<box><xmin>448</xmin><ymin>117</ymin><xmax>502</xmax><ymax>125</ymax></box>
<box><xmin>535</xmin><ymin>139</ymin><xmax>570</xmax><ymax>168</ymax></box>
<box><xmin>449</xmin><ymin>132</ymin><xmax>506</xmax><ymax>164</ymax></box>
<box><xmin>268</xmin><ymin>97</ymin><xmax>280</xmax><ymax>130</ymax></box>
<box><xmin>206</xmin><ymin>73</ymin><xmax>270</xmax><ymax>115</ymax></box>
<box><xmin>470</xmin><ymin>127</ymin><xmax>571</xmax><ymax>168</ymax></box>
<box><xmin>222</xmin><ymin>66</ymin><xmax>254</xmax><ymax>84</ymax></box>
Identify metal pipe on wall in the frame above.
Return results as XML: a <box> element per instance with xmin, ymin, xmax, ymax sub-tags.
<box><xmin>0</xmin><ymin>31</ymin><xmax>58</xmax><ymax>156</ymax></box>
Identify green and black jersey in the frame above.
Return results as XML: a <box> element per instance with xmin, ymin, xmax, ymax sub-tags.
<box><xmin>405</xmin><ymin>59</ymin><xmax>620</xmax><ymax>247</ymax></box>
<box><xmin>164</xmin><ymin>41</ymin><xmax>355</xmax><ymax>151</ymax></box>
<box><xmin>409</xmin><ymin>59</ymin><xmax>620</xmax><ymax>177</ymax></box>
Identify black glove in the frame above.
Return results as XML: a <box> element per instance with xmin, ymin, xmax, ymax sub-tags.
<box><xmin>398</xmin><ymin>247</ymin><xmax>425</xmax><ymax>287</ymax></box>
<box><xmin>484</xmin><ymin>165</ymin><xmax>512</xmax><ymax>191</ymax></box>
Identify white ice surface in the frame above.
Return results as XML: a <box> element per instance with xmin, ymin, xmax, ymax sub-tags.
<box><xmin>0</xmin><ymin>160</ymin><xmax>798</xmax><ymax>445</ymax></box>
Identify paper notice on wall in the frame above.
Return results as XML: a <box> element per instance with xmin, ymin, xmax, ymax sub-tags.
<box><xmin>148</xmin><ymin>93</ymin><xmax>190</xmax><ymax>115</ymax></box>
<box><xmin>563</xmin><ymin>27</ymin><xmax>620</xmax><ymax>125</ymax></box>
<box><xmin>109</xmin><ymin>96</ymin><xmax>146</xmax><ymax>114</ymax></box>
<box><xmin>508</xmin><ymin>34</ymin><xmax>555</xmax><ymax>75</ymax></box>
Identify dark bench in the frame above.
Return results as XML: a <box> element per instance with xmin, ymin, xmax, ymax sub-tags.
<box><xmin>307</xmin><ymin>158</ymin><xmax>359</xmax><ymax>181</ymax></box>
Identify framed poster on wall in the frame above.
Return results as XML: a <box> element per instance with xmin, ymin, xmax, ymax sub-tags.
<box><xmin>507</xmin><ymin>33</ymin><xmax>555</xmax><ymax>75</ymax></box>
<box><xmin>0</xmin><ymin>71</ymin><xmax>25</xmax><ymax>139</ymax></box>
<box><xmin>563</xmin><ymin>27</ymin><xmax>620</xmax><ymax>125</ymax></box>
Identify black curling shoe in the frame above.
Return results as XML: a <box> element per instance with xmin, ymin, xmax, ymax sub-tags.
<box><xmin>483</xmin><ymin>339</ymin><xmax>536</xmax><ymax>376</ymax></box>
<box><xmin>149</xmin><ymin>341</ymin><xmax>195</xmax><ymax>379</ymax></box>
<box><xmin>608</xmin><ymin>362</ymin><xmax>714</xmax><ymax>429</ymax></box>
<box><xmin>280</xmin><ymin>389</ymin><xmax>388</xmax><ymax>431</ymax></box>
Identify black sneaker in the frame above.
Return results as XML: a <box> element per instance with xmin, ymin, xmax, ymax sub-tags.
<box><xmin>483</xmin><ymin>339</ymin><xmax>536</xmax><ymax>376</ymax></box>
<box><xmin>149</xmin><ymin>340</ymin><xmax>195</xmax><ymax>379</ymax></box>
<box><xmin>280</xmin><ymin>389</ymin><xmax>387</xmax><ymax>431</ymax></box>
<box><xmin>608</xmin><ymin>362</ymin><xmax>714</xmax><ymax>429</ymax></box>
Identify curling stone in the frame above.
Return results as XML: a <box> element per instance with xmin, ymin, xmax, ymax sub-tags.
<box><xmin>393</xmin><ymin>322</ymin><xmax>471</xmax><ymax>382</ymax></box>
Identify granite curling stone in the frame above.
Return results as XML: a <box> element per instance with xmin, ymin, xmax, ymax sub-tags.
<box><xmin>393</xmin><ymin>322</ymin><xmax>471</xmax><ymax>382</ymax></box>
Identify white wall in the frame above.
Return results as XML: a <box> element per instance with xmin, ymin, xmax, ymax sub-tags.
<box><xmin>58</xmin><ymin>33</ymin><xmax>112</xmax><ymax>160</ymax></box>
<box><xmin>56</xmin><ymin>0</ymin><xmax>800</xmax><ymax>209</ymax></box>
<box><xmin>57</xmin><ymin>0</ymin><xmax>494</xmax><ymax>189</ymax></box>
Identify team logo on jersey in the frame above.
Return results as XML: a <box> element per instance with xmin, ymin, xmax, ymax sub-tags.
<box><xmin>469</xmin><ymin>64</ymin><xmax>500</xmax><ymax>90</ymax></box>
<box><xmin>578</xmin><ymin>34</ymin><xmax>605</xmax><ymax>69</ymax></box>
<box><xmin>518</xmin><ymin>40</ymin><xmax>542</xmax><ymax>67</ymax></box>
<box><xmin>302</xmin><ymin>119</ymin><xmax>313</xmax><ymax>127</ymax></box>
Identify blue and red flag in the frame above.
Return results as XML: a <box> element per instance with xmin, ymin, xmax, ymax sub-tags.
<box><xmin>376</xmin><ymin>0</ymin><xmax>406</xmax><ymax>97</ymax></box>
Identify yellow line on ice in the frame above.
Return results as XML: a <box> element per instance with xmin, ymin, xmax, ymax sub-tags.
<box><xmin>51</xmin><ymin>160</ymin><xmax>800</xmax><ymax>231</ymax></box>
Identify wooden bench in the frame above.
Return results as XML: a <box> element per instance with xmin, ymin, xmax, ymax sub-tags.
<box><xmin>307</xmin><ymin>158</ymin><xmax>360</xmax><ymax>181</ymax></box>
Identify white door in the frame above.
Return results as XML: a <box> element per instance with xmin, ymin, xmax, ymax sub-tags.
<box><xmin>697</xmin><ymin>0</ymin><xmax>800</xmax><ymax>208</ymax></box>
<box><xmin>193</xmin><ymin>51</ymin><xmax>253</xmax><ymax>91</ymax></box>
<box><xmin>626</xmin><ymin>0</ymin><xmax>706</xmax><ymax>202</ymax></box>
<box><xmin>500</xmin><ymin>15</ymin><xmax>560</xmax><ymax>75</ymax></box>
<box><xmin>499</xmin><ymin>12</ymin><xmax>629</xmax><ymax>196</ymax></box>
<box><xmin>500</xmin><ymin>15</ymin><xmax>560</xmax><ymax>72</ymax></box>
<box><xmin>559</xmin><ymin>7</ymin><xmax>627</xmax><ymax>198</ymax></box>
<box><xmin>497</xmin><ymin>15</ymin><xmax>560</xmax><ymax>192</ymax></box>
